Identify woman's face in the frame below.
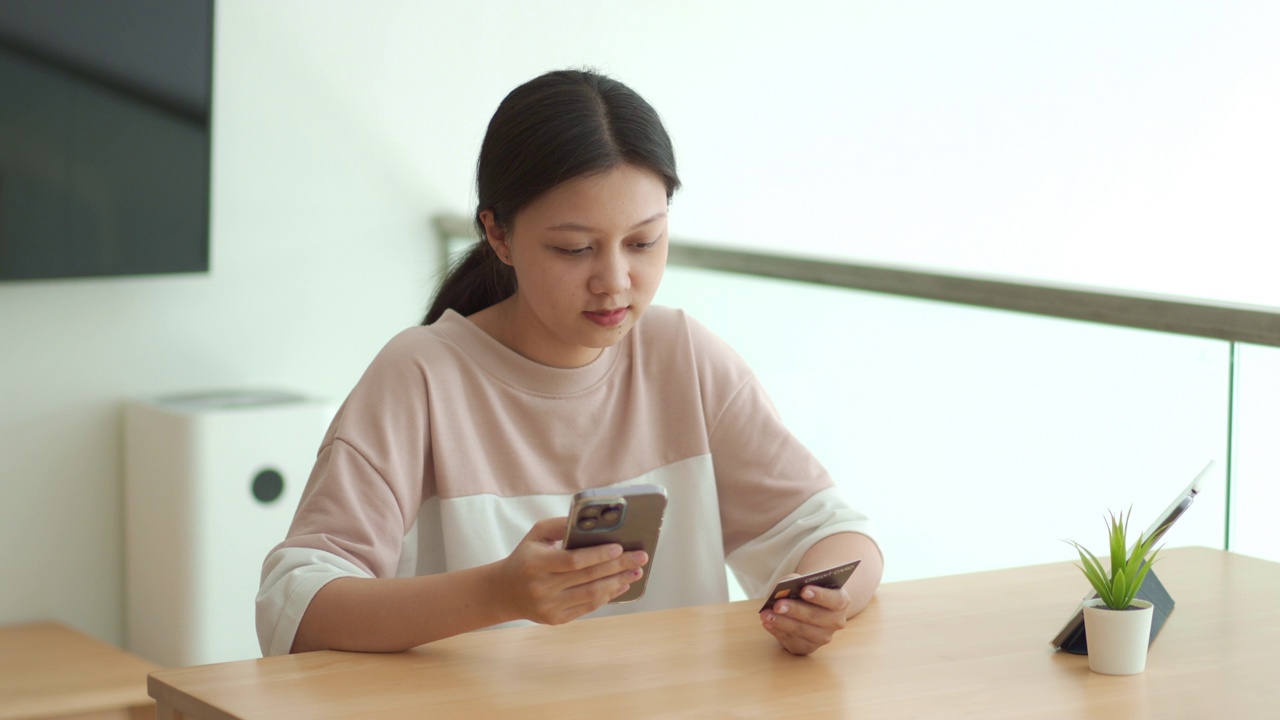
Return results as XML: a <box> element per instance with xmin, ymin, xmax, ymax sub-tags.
<box><xmin>481</xmin><ymin>163</ymin><xmax>669</xmax><ymax>368</ymax></box>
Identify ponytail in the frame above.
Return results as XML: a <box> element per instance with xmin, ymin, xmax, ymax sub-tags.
<box><xmin>422</xmin><ymin>222</ymin><xmax>515</xmax><ymax>325</ymax></box>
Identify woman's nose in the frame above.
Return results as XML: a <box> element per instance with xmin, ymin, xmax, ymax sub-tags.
<box><xmin>589</xmin><ymin>253</ymin><xmax>630</xmax><ymax>295</ymax></box>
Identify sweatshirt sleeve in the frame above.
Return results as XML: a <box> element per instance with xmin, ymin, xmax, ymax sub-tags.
<box><xmin>686</xmin><ymin>317</ymin><xmax>876</xmax><ymax>598</ymax></box>
<box><xmin>256</xmin><ymin>330</ymin><xmax>432</xmax><ymax>656</ymax></box>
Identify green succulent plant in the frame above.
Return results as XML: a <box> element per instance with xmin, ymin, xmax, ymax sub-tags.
<box><xmin>1066</xmin><ymin>508</ymin><xmax>1160</xmax><ymax>611</ymax></box>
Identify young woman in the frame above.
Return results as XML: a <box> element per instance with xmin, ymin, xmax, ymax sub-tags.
<box><xmin>257</xmin><ymin>69</ymin><xmax>883</xmax><ymax>658</ymax></box>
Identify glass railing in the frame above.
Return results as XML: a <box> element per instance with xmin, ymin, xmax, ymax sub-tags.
<box><xmin>433</xmin><ymin>214</ymin><xmax>1280</xmax><ymax>583</ymax></box>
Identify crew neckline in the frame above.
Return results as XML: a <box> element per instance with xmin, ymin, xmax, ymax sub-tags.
<box><xmin>433</xmin><ymin>309</ymin><xmax>623</xmax><ymax>396</ymax></box>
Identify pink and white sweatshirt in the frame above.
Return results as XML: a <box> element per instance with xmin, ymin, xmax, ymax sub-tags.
<box><xmin>256</xmin><ymin>306</ymin><xmax>874</xmax><ymax>656</ymax></box>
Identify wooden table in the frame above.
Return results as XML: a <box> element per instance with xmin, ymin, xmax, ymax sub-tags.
<box><xmin>1</xmin><ymin>622</ymin><xmax>159</xmax><ymax>720</ymax></box>
<box><xmin>148</xmin><ymin>547</ymin><xmax>1279</xmax><ymax>719</ymax></box>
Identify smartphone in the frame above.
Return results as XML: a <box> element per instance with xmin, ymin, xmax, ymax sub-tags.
<box><xmin>759</xmin><ymin>559</ymin><xmax>862</xmax><ymax>612</ymax></box>
<box><xmin>564</xmin><ymin>484</ymin><xmax>668</xmax><ymax>603</ymax></box>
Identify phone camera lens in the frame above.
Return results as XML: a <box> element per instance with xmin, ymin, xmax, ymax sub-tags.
<box><xmin>579</xmin><ymin>505</ymin><xmax>603</xmax><ymax>519</ymax></box>
<box><xmin>577</xmin><ymin>517</ymin><xmax>599</xmax><ymax>531</ymax></box>
<box><xmin>600</xmin><ymin>508</ymin><xmax>622</xmax><ymax>525</ymax></box>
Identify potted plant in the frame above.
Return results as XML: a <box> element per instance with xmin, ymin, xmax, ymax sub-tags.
<box><xmin>1065</xmin><ymin>508</ymin><xmax>1161</xmax><ymax>675</ymax></box>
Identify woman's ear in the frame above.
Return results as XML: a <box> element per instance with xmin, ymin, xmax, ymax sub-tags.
<box><xmin>478</xmin><ymin>209</ymin><xmax>512</xmax><ymax>266</ymax></box>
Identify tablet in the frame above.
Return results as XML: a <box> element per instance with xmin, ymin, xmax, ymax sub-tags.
<box><xmin>1049</xmin><ymin>460</ymin><xmax>1213</xmax><ymax>650</ymax></box>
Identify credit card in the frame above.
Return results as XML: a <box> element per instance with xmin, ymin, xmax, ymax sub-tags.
<box><xmin>759</xmin><ymin>559</ymin><xmax>862</xmax><ymax>612</ymax></box>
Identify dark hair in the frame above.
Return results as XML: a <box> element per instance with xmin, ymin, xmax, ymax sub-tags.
<box><xmin>423</xmin><ymin>69</ymin><xmax>681</xmax><ymax>324</ymax></box>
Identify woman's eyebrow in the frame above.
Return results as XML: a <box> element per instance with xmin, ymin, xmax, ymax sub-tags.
<box><xmin>545</xmin><ymin>211</ymin><xmax>667</xmax><ymax>233</ymax></box>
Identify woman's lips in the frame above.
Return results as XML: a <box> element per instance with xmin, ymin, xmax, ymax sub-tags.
<box><xmin>584</xmin><ymin>307</ymin><xmax>628</xmax><ymax>327</ymax></box>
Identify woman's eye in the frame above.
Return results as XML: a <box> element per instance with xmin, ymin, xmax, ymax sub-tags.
<box><xmin>557</xmin><ymin>246</ymin><xmax>590</xmax><ymax>256</ymax></box>
<box><xmin>632</xmin><ymin>239</ymin><xmax>658</xmax><ymax>250</ymax></box>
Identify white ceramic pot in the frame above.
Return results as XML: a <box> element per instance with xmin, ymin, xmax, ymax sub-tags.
<box><xmin>1082</xmin><ymin>598</ymin><xmax>1154</xmax><ymax>675</ymax></box>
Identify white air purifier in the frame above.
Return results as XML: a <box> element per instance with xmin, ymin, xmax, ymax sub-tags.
<box><xmin>123</xmin><ymin>391</ymin><xmax>334</xmax><ymax>667</ymax></box>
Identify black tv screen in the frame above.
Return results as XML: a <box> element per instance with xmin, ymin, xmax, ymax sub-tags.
<box><xmin>0</xmin><ymin>0</ymin><xmax>212</xmax><ymax>281</ymax></box>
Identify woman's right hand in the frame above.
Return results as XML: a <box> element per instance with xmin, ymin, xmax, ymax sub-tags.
<box><xmin>497</xmin><ymin>516</ymin><xmax>649</xmax><ymax>625</ymax></box>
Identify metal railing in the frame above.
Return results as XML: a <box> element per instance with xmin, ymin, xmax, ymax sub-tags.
<box><xmin>433</xmin><ymin>213</ymin><xmax>1280</xmax><ymax>348</ymax></box>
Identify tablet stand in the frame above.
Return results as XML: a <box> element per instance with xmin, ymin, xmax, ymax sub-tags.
<box><xmin>1059</xmin><ymin>570</ymin><xmax>1175</xmax><ymax>655</ymax></box>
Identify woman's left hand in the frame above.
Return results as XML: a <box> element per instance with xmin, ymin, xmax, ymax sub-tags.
<box><xmin>758</xmin><ymin>577</ymin><xmax>851</xmax><ymax>655</ymax></box>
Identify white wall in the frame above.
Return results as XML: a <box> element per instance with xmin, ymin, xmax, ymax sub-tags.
<box><xmin>0</xmin><ymin>1</ymin><xmax>1271</xmax><ymax>647</ymax></box>
<box><xmin>0</xmin><ymin>1</ymin><xmax>445</xmax><ymax>645</ymax></box>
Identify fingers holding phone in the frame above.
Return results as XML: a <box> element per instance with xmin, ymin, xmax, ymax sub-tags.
<box><xmin>498</xmin><ymin>516</ymin><xmax>648</xmax><ymax>626</ymax></box>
